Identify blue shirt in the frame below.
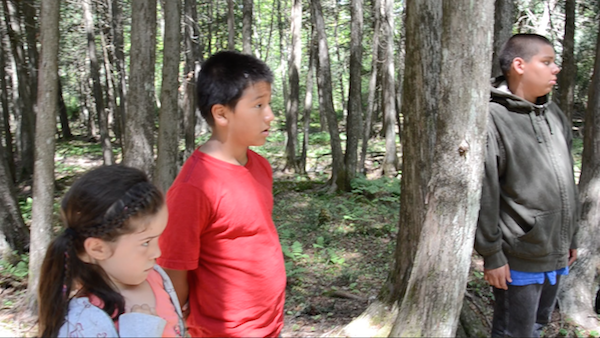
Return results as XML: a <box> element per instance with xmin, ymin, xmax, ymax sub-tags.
<box><xmin>508</xmin><ymin>266</ymin><xmax>569</xmax><ymax>286</ymax></box>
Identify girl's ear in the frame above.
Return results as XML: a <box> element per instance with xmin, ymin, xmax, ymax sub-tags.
<box><xmin>211</xmin><ymin>104</ymin><xmax>230</xmax><ymax>127</ymax></box>
<box><xmin>82</xmin><ymin>237</ymin><xmax>113</xmax><ymax>262</ymax></box>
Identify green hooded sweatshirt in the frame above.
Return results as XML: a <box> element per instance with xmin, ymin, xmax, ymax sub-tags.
<box><xmin>475</xmin><ymin>77</ymin><xmax>579</xmax><ymax>273</ymax></box>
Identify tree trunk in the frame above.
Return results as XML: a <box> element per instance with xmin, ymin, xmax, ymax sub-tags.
<box><xmin>100</xmin><ymin>28</ymin><xmax>119</xmax><ymax>142</ymax></box>
<box><xmin>227</xmin><ymin>0</ymin><xmax>234</xmax><ymax>50</ymax></box>
<box><xmin>344</xmin><ymin>0</ymin><xmax>363</xmax><ymax>187</ymax></box>
<box><xmin>277</xmin><ymin>0</ymin><xmax>288</xmax><ymax>113</ymax></box>
<box><xmin>381</xmin><ymin>0</ymin><xmax>398</xmax><ymax>177</ymax></box>
<box><xmin>57</xmin><ymin>78</ymin><xmax>72</xmax><ymax>139</ymax></box>
<box><xmin>311</xmin><ymin>0</ymin><xmax>347</xmax><ymax>192</ymax></box>
<box><xmin>155</xmin><ymin>0</ymin><xmax>181</xmax><ymax>193</ymax></box>
<box><xmin>27</xmin><ymin>0</ymin><xmax>60</xmax><ymax>312</ymax></box>
<box><xmin>492</xmin><ymin>0</ymin><xmax>514</xmax><ymax>77</ymax></box>
<box><xmin>359</xmin><ymin>0</ymin><xmax>382</xmax><ymax>173</ymax></box>
<box><xmin>285</xmin><ymin>0</ymin><xmax>301</xmax><ymax>172</ymax></box>
<box><xmin>556</xmin><ymin>0</ymin><xmax>576</xmax><ymax>124</ymax></box>
<box><xmin>242</xmin><ymin>0</ymin><xmax>252</xmax><ymax>54</ymax></box>
<box><xmin>110</xmin><ymin>0</ymin><xmax>127</xmax><ymax>150</ymax></box>
<box><xmin>0</xmin><ymin>36</ymin><xmax>16</xmax><ymax>182</ymax></box>
<box><xmin>123</xmin><ymin>0</ymin><xmax>157</xmax><ymax>176</ymax></box>
<box><xmin>183</xmin><ymin>0</ymin><xmax>202</xmax><ymax>159</ymax></box>
<box><xmin>22</xmin><ymin>0</ymin><xmax>38</xmax><ymax>103</ymax></box>
<box><xmin>389</xmin><ymin>0</ymin><xmax>493</xmax><ymax>335</ymax></box>
<box><xmin>83</xmin><ymin>0</ymin><xmax>113</xmax><ymax>165</ymax></box>
<box><xmin>300</xmin><ymin>27</ymin><xmax>316</xmax><ymax>175</ymax></box>
<box><xmin>557</xmin><ymin>25</ymin><xmax>600</xmax><ymax>331</ymax></box>
<box><xmin>332</xmin><ymin>1</ymin><xmax>346</xmax><ymax>116</ymax></box>
<box><xmin>3</xmin><ymin>0</ymin><xmax>35</xmax><ymax>179</ymax></box>
<box><xmin>0</xmin><ymin>142</ymin><xmax>29</xmax><ymax>257</ymax></box>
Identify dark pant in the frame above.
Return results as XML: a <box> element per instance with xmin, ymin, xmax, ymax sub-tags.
<box><xmin>491</xmin><ymin>276</ymin><xmax>561</xmax><ymax>338</ymax></box>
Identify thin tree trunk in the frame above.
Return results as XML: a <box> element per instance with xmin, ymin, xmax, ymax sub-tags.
<box><xmin>390</xmin><ymin>0</ymin><xmax>493</xmax><ymax>335</ymax></box>
<box><xmin>277</xmin><ymin>0</ymin><xmax>288</xmax><ymax>112</ymax></box>
<box><xmin>381</xmin><ymin>0</ymin><xmax>398</xmax><ymax>176</ymax></box>
<box><xmin>27</xmin><ymin>0</ymin><xmax>60</xmax><ymax>312</ymax></box>
<box><xmin>359</xmin><ymin>0</ymin><xmax>382</xmax><ymax>173</ymax></box>
<box><xmin>285</xmin><ymin>0</ymin><xmax>302</xmax><ymax>172</ymax></box>
<box><xmin>100</xmin><ymin>29</ymin><xmax>119</xmax><ymax>142</ymax></box>
<box><xmin>22</xmin><ymin>0</ymin><xmax>38</xmax><ymax>102</ymax></box>
<box><xmin>110</xmin><ymin>0</ymin><xmax>126</xmax><ymax>150</ymax></box>
<box><xmin>123</xmin><ymin>0</ymin><xmax>157</xmax><ymax>175</ymax></box>
<box><xmin>333</xmin><ymin>0</ymin><xmax>346</xmax><ymax>115</ymax></box>
<box><xmin>344</xmin><ymin>0</ymin><xmax>363</xmax><ymax>187</ymax></box>
<box><xmin>242</xmin><ymin>0</ymin><xmax>252</xmax><ymax>54</ymax></box>
<box><xmin>3</xmin><ymin>0</ymin><xmax>35</xmax><ymax>179</ymax></box>
<box><xmin>556</xmin><ymin>0</ymin><xmax>576</xmax><ymax>124</ymax></box>
<box><xmin>492</xmin><ymin>0</ymin><xmax>514</xmax><ymax>77</ymax></box>
<box><xmin>311</xmin><ymin>0</ymin><xmax>347</xmax><ymax>192</ymax></box>
<box><xmin>183</xmin><ymin>0</ymin><xmax>202</xmax><ymax>159</ymax></box>
<box><xmin>155</xmin><ymin>0</ymin><xmax>181</xmax><ymax>193</ymax></box>
<box><xmin>557</xmin><ymin>25</ymin><xmax>600</xmax><ymax>331</ymax></box>
<box><xmin>83</xmin><ymin>0</ymin><xmax>113</xmax><ymax>165</ymax></box>
<box><xmin>227</xmin><ymin>0</ymin><xmax>234</xmax><ymax>50</ymax></box>
<box><xmin>300</xmin><ymin>27</ymin><xmax>316</xmax><ymax>175</ymax></box>
<box><xmin>57</xmin><ymin>78</ymin><xmax>72</xmax><ymax>139</ymax></box>
<box><xmin>0</xmin><ymin>34</ymin><xmax>16</xmax><ymax>182</ymax></box>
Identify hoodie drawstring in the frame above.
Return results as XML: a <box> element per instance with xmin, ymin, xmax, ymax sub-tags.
<box><xmin>529</xmin><ymin>111</ymin><xmax>543</xmax><ymax>143</ymax></box>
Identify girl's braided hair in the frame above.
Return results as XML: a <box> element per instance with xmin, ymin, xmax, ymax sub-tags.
<box><xmin>38</xmin><ymin>165</ymin><xmax>164</xmax><ymax>337</ymax></box>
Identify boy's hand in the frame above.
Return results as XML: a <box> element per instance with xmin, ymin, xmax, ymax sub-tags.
<box><xmin>484</xmin><ymin>264</ymin><xmax>512</xmax><ymax>290</ymax></box>
<box><xmin>182</xmin><ymin>301</ymin><xmax>190</xmax><ymax>320</ymax></box>
<box><xmin>568</xmin><ymin>249</ymin><xmax>578</xmax><ymax>266</ymax></box>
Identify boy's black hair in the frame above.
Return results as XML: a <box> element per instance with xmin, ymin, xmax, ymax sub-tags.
<box><xmin>196</xmin><ymin>51</ymin><xmax>273</xmax><ymax>126</ymax></box>
<box><xmin>499</xmin><ymin>33</ymin><xmax>554</xmax><ymax>78</ymax></box>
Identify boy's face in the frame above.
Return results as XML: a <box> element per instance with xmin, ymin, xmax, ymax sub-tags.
<box><xmin>226</xmin><ymin>81</ymin><xmax>274</xmax><ymax>147</ymax></box>
<box><xmin>519</xmin><ymin>44</ymin><xmax>560</xmax><ymax>99</ymax></box>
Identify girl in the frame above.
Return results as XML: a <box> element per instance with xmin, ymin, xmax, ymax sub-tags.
<box><xmin>38</xmin><ymin>165</ymin><xmax>185</xmax><ymax>337</ymax></box>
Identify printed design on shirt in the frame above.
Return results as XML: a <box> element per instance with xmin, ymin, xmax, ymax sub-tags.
<box><xmin>67</xmin><ymin>322</ymin><xmax>84</xmax><ymax>337</ymax></box>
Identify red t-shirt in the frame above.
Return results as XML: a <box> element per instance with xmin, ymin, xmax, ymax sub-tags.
<box><xmin>158</xmin><ymin>149</ymin><xmax>286</xmax><ymax>337</ymax></box>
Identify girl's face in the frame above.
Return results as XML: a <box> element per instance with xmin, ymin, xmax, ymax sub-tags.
<box><xmin>97</xmin><ymin>204</ymin><xmax>168</xmax><ymax>290</ymax></box>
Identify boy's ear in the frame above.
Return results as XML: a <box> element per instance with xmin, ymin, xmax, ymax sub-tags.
<box><xmin>82</xmin><ymin>237</ymin><xmax>113</xmax><ymax>262</ymax></box>
<box><xmin>512</xmin><ymin>57</ymin><xmax>527</xmax><ymax>76</ymax></box>
<box><xmin>211</xmin><ymin>104</ymin><xmax>229</xmax><ymax>127</ymax></box>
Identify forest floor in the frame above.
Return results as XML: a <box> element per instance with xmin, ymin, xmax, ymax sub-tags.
<box><xmin>0</xmin><ymin>131</ymin><xmax>591</xmax><ymax>337</ymax></box>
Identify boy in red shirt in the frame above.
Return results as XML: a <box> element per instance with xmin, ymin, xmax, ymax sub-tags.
<box><xmin>158</xmin><ymin>51</ymin><xmax>286</xmax><ymax>337</ymax></box>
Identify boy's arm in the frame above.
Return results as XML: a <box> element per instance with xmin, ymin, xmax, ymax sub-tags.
<box><xmin>163</xmin><ymin>268</ymin><xmax>189</xmax><ymax>316</ymax></box>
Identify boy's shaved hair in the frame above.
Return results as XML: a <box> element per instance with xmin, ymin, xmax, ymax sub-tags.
<box><xmin>498</xmin><ymin>34</ymin><xmax>554</xmax><ymax>77</ymax></box>
<box><xmin>196</xmin><ymin>51</ymin><xmax>273</xmax><ymax>126</ymax></box>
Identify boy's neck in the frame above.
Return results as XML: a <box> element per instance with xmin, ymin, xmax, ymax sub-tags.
<box><xmin>199</xmin><ymin>137</ymin><xmax>249</xmax><ymax>166</ymax></box>
<box><xmin>506</xmin><ymin>76</ymin><xmax>538</xmax><ymax>104</ymax></box>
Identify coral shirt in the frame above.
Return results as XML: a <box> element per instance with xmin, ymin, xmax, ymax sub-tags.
<box><xmin>158</xmin><ymin>149</ymin><xmax>286</xmax><ymax>337</ymax></box>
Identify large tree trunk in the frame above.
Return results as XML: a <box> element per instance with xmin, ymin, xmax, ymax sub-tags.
<box><xmin>311</xmin><ymin>0</ymin><xmax>347</xmax><ymax>192</ymax></box>
<box><xmin>285</xmin><ymin>0</ymin><xmax>301</xmax><ymax>172</ymax></box>
<box><xmin>123</xmin><ymin>0</ymin><xmax>157</xmax><ymax>176</ymax></box>
<box><xmin>83</xmin><ymin>0</ymin><xmax>113</xmax><ymax>165</ymax></box>
<box><xmin>0</xmin><ymin>36</ymin><xmax>16</xmax><ymax>182</ymax></box>
<box><xmin>556</xmin><ymin>0</ymin><xmax>576</xmax><ymax>124</ymax></box>
<box><xmin>155</xmin><ymin>0</ymin><xmax>181</xmax><ymax>193</ymax></box>
<box><xmin>242</xmin><ymin>0</ymin><xmax>252</xmax><ymax>54</ymax></box>
<box><xmin>110</xmin><ymin>0</ymin><xmax>127</xmax><ymax>150</ymax></box>
<box><xmin>380</xmin><ymin>0</ymin><xmax>398</xmax><ymax>177</ymax></box>
<box><xmin>27</xmin><ymin>0</ymin><xmax>60</xmax><ymax>312</ymax></box>
<box><xmin>0</xmin><ymin>142</ymin><xmax>29</xmax><ymax>258</ymax></box>
<box><xmin>359</xmin><ymin>0</ymin><xmax>382</xmax><ymax>173</ymax></box>
<box><xmin>300</xmin><ymin>28</ymin><xmax>316</xmax><ymax>175</ymax></box>
<box><xmin>492</xmin><ymin>0</ymin><xmax>514</xmax><ymax>77</ymax></box>
<box><xmin>227</xmin><ymin>0</ymin><xmax>234</xmax><ymax>50</ymax></box>
<box><xmin>557</xmin><ymin>25</ymin><xmax>600</xmax><ymax>331</ymax></box>
<box><xmin>3</xmin><ymin>0</ymin><xmax>35</xmax><ymax>179</ymax></box>
<box><xmin>344</xmin><ymin>0</ymin><xmax>363</xmax><ymax>186</ymax></box>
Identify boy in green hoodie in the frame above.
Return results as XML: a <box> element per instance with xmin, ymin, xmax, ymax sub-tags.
<box><xmin>475</xmin><ymin>33</ymin><xmax>579</xmax><ymax>337</ymax></box>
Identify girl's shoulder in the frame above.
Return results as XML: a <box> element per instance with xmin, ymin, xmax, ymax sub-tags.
<box><xmin>58</xmin><ymin>297</ymin><xmax>118</xmax><ymax>337</ymax></box>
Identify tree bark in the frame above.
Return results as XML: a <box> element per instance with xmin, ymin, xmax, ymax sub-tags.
<box><xmin>3</xmin><ymin>0</ymin><xmax>35</xmax><ymax>179</ymax></box>
<box><xmin>110</xmin><ymin>0</ymin><xmax>127</xmax><ymax>150</ymax></box>
<box><xmin>227</xmin><ymin>0</ymin><xmax>234</xmax><ymax>50</ymax></box>
<box><xmin>389</xmin><ymin>0</ymin><xmax>493</xmax><ymax>335</ymax></box>
<box><xmin>27</xmin><ymin>0</ymin><xmax>60</xmax><ymax>312</ymax></box>
<box><xmin>311</xmin><ymin>0</ymin><xmax>347</xmax><ymax>192</ymax></box>
<box><xmin>285</xmin><ymin>0</ymin><xmax>302</xmax><ymax>172</ymax></box>
<box><xmin>0</xmin><ymin>34</ymin><xmax>16</xmax><ymax>182</ymax></box>
<box><xmin>155</xmin><ymin>0</ymin><xmax>181</xmax><ymax>193</ymax></box>
<box><xmin>557</xmin><ymin>24</ymin><xmax>600</xmax><ymax>331</ymax></box>
<box><xmin>300</xmin><ymin>27</ymin><xmax>316</xmax><ymax>175</ymax></box>
<box><xmin>83</xmin><ymin>0</ymin><xmax>113</xmax><ymax>165</ymax></box>
<box><xmin>381</xmin><ymin>0</ymin><xmax>398</xmax><ymax>177</ymax></box>
<box><xmin>57</xmin><ymin>78</ymin><xmax>72</xmax><ymax>139</ymax></box>
<box><xmin>556</xmin><ymin>0</ymin><xmax>576</xmax><ymax>124</ymax></box>
<box><xmin>242</xmin><ymin>0</ymin><xmax>252</xmax><ymax>54</ymax></box>
<box><xmin>183</xmin><ymin>0</ymin><xmax>202</xmax><ymax>159</ymax></box>
<box><xmin>491</xmin><ymin>0</ymin><xmax>514</xmax><ymax>77</ymax></box>
<box><xmin>22</xmin><ymin>0</ymin><xmax>38</xmax><ymax>103</ymax></box>
<box><xmin>359</xmin><ymin>0</ymin><xmax>382</xmax><ymax>173</ymax></box>
<box><xmin>344</xmin><ymin>0</ymin><xmax>363</xmax><ymax>187</ymax></box>
<box><xmin>123</xmin><ymin>0</ymin><xmax>157</xmax><ymax>176</ymax></box>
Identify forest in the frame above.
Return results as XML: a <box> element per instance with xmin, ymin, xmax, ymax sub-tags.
<box><xmin>0</xmin><ymin>0</ymin><xmax>600</xmax><ymax>336</ymax></box>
